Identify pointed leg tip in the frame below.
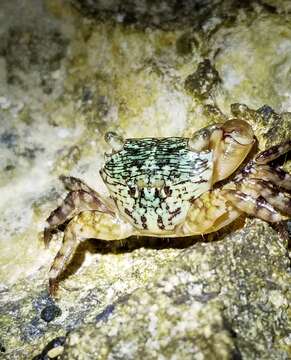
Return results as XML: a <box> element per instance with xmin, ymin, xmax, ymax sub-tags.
<box><xmin>44</xmin><ymin>228</ymin><xmax>52</xmax><ymax>248</ymax></box>
<box><xmin>49</xmin><ymin>278</ymin><xmax>59</xmax><ymax>297</ymax></box>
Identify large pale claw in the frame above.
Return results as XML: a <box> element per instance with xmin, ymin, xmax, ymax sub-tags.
<box><xmin>213</xmin><ymin>119</ymin><xmax>255</xmax><ymax>183</ymax></box>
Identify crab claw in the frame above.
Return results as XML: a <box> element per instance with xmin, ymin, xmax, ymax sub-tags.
<box><xmin>188</xmin><ymin>119</ymin><xmax>255</xmax><ymax>184</ymax></box>
<box><xmin>222</xmin><ymin>119</ymin><xmax>254</xmax><ymax>146</ymax></box>
<box><xmin>212</xmin><ymin>119</ymin><xmax>255</xmax><ymax>183</ymax></box>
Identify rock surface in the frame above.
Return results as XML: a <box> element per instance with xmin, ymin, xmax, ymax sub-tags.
<box><xmin>0</xmin><ymin>0</ymin><xmax>290</xmax><ymax>359</ymax></box>
<box><xmin>63</xmin><ymin>221</ymin><xmax>290</xmax><ymax>360</ymax></box>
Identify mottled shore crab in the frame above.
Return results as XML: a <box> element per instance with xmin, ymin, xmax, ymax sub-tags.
<box><xmin>45</xmin><ymin>119</ymin><xmax>291</xmax><ymax>295</ymax></box>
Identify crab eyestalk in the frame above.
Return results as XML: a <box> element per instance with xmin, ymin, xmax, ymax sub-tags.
<box><xmin>212</xmin><ymin>119</ymin><xmax>255</xmax><ymax>183</ymax></box>
<box><xmin>105</xmin><ymin>131</ymin><xmax>125</xmax><ymax>153</ymax></box>
<box><xmin>188</xmin><ymin>124</ymin><xmax>222</xmax><ymax>152</ymax></box>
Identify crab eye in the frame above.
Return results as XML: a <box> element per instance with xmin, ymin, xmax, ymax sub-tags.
<box><xmin>105</xmin><ymin>131</ymin><xmax>125</xmax><ymax>152</ymax></box>
<box><xmin>188</xmin><ymin>128</ymin><xmax>211</xmax><ymax>151</ymax></box>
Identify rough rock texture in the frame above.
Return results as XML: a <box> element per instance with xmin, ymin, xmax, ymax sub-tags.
<box><xmin>0</xmin><ymin>0</ymin><xmax>290</xmax><ymax>359</ymax></box>
<box><xmin>63</xmin><ymin>221</ymin><xmax>290</xmax><ymax>360</ymax></box>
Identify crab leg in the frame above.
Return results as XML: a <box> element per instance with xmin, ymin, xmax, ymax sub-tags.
<box><xmin>255</xmin><ymin>139</ymin><xmax>291</xmax><ymax>164</ymax></box>
<box><xmin>44</xmin><ymin>189</ymin><xmax>113</xmax><ymax>246</ymax></box>
<box><xmin>59</xmin><ymin>175</ymin><xmax>100</xmax><ymax>193</ymax></box>
<box><xmin>249</xmin><ymin>165</ymin><xmax>291</xmax><ymax>191</ymax></box>
<box><xmin>223</xmin><ymin>190</ymin><xmax>284</xmax><ymax>222</ymax></box>
<box><xmin>60</xmin><ymin>175</ymin><xmax>116</xmax><ymax>201</ymax></box>
<box><xmin>239</xmin><ymin>179</ymin><xmax>291</xmax><ymax>216</ymax></box>
<box><xmin>49</xmin><ymin>219</ymin><xmax>80</xmax><ymax>295</ymax></box>
<box><xmin>222</xmin><ymin>137</ymin><xmax>291</xmax><ymax>222</ymax></box>
<box><xmin>59</xmin><ymin>175</ymin><xmax>117</xmax><ymax>208</ymax></box>
<box><xmin>49</xmin><ymin>211</ymin><xmax>133</xmax><ymax>295</ymax></box>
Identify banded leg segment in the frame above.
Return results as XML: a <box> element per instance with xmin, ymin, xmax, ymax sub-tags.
<box><xmin>249</xmin><ymin>165</ymin><xmax>291</xmax><ymax>191</ymax></box>
<box><xmin>255</xmin><ymin>139</ymin><xmax>291</xmax><ymax>164</ymax></box>
<box><xmin>223</xmin><ymin>174</ymin><xmax>291</xmax><ymax>223</ymax></box>
<box><xmin>223</xmin><ymin>137</ymin><xmax>291</xmax><ymax>223</ymax></box>
<box><xmin>240</xmin><ymin>179</ymin><xmax>291</xmax><ymax>216</ymax></box>
<box><xmin>44</xmin><ymin>189</ymin><xmax>113</xmax><ymax>246</ymax></box>
<box><xmin>59</xmin><ymin>175</ymin><xmax>115</xmax><ymax>212</ymax></box>
<box><xmin>48</xmin><ymin>211</ymin><xmax>133</xmax><ymax>295</ymax></box>
<box><xmin>60</xmin><ymin>175</ymin><xmax>97</xmax><ymax>193</ymax></box>
<box><xmin>49</xmin><ymin>221</ymin><xmax>79</xmax><ymax>295</ymax></box>
<box><xmin>223</xmin><ymin>190</ymin><xmax>284</xmax><ymax>223</ymax></box>
<box><xmin>60</xmin><ymin>175</ymin><xmax>109</xmax><ymax>198</ymax></box>
<box><xmin>223</xmin><ymin>179</ymin><xmax>291</xmax><ymax>222</ymax></box>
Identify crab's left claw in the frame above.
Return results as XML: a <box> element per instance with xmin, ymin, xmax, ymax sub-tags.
<box><xmin>212</xmin><ymin>119</ymin><xmax>255</xmax><ymax>183</ymax></box>
<box><xmin>189</xmin><ymin>119</ymin><xmax>255</xmax><ymax>185</ymax></box>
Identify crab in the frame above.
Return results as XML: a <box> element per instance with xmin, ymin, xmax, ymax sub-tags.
<box><xmin>44</xmin><ymin>119</ymin><xmax>291</xmax><ymax>295</ymax></box>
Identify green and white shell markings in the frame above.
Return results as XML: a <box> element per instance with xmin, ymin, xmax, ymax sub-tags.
<box><xmin>101</xmin><ymin>137</ymin><xmax>213</xmax><ymax>233</ymax></box>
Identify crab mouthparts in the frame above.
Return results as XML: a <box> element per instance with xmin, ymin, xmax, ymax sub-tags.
<box><xmin>136</xmin><ymin>179</ymin><xmax>165</xmax><ymax>189</ymax></box>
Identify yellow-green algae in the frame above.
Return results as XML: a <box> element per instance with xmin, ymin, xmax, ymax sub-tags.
<box><xmin>0</xmin><ymin>0</ymin><xmax>290</xmax><ymax>359</ymax></box>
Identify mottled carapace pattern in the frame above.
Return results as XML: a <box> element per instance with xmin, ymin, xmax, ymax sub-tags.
<box><xmin>101</xmin><ymin>138</ymin><xmax>213</xmax><ymax>232</ymax></box>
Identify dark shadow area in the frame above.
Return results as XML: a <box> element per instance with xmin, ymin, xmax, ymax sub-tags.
<box><xmin>59</xmin><ymin>235</ymin><xmax>201</xmax><ymax>283</ymax></box>
<box><xmin>58</xmin><ymin>215</ymin><xmax>246</xmax><ymax>283</ymax></box>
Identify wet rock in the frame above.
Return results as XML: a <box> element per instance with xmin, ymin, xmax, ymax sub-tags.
<box><xmin>70</xmin><ymin>0</ymin><xmax>221</xmax><ymax>29</ymax></box>
<box><xmin>32</xmin><ymin>336</ymin><xmax>66</xmax><ymax>360</ymax></box>
<box><xmin>0</xmin><ymin>342</ymin><xmax>6</xmax><ymax>354</ymax></box>
<box><xmin>184</xmin><ymin>59</ymin><xmax>221</xmax><ymax>101</ymax></box>
<box><xmin>95</xmin><ymin>304</ymin><xmax>115</xmax><ymax>323</ymax></box>
<box><xmin>231</xmin><ymin>103</ymin><xmax>291</xmax><ymax>148</ymax></box>
<box><xmin>0</xmin><ymin>25</ymin><xmax>68</xmax><ymax>92</ymax></box>
<box><xmin>40</xmin><ymin>305</ymin><xmax>62</xmax><ymax>323</ymax></box>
